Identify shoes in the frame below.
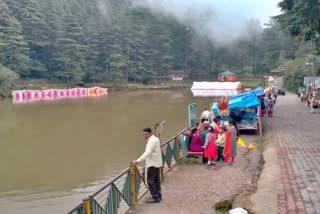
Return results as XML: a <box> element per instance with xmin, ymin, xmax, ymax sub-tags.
<box><xmin>146</xmin><ymin>198</ymin><xmax>161</xmax><ymax>203</ymax></box>
<box><xmin>148</xmin><ymin>196</ymin><xmax>162</xmax><ymax>201</ymax></box>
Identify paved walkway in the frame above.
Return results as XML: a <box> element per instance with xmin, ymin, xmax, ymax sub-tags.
<box><xmin>128</xmin><ymin>136</ymin><xmax>261</xmax><ymax>214</ymax></box>
<box><xmin>262</xmin><ymin>85</ymin><xmax>320</xmax><ymax>213</ymax></box>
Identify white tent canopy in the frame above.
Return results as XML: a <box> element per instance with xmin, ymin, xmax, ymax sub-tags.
<box><xmin>191</xmin><ymin>81</ymin><xmax>242</xmax><ymax>90</ymax></box>
<box><xmin>191</xmin><ymin>81</ymin><xmax>242</xmax><ymax>97</ymax></box>
<box><xmin>191</xmin><ymin>89</ymin><xmax>239</xmax><ymax>97</ymax></box>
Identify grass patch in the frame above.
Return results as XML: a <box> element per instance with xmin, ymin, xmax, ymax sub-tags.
<box><xmin>214</xmin><ymin>199</ymin><xmax>233</xmax><ymax>213</ymax></box>
<box><xmin>177</xmin><ymin>157</ymin><xmax>200</xmax><ymax>164</ymax></box>
<box><xmin>240</xmin><ymin>78</ymin><xmax>264</xmax><ymax>88</ymax></box>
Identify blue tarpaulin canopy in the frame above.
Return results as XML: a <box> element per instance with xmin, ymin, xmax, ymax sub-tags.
<box><xmin>252</xmin><ymin>86</ymin><xmax>264</xmax><ymax>96</ymax></box>
<box><xmin>211</xmin><ymin>87</ymin><xmax>261</xmax><ymax>114</ymax></box>
<box><xmin>231</xmin><ymin>87</ymin><xmax>263</xmax><ymax>99</ymax></box>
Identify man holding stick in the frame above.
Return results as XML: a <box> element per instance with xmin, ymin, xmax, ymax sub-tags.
<box><xmin>130</xmin><ymin>128</ymin><xmax>162</xmax><ymax>203</ymax></box>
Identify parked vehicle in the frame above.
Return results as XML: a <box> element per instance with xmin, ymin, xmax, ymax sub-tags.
<box><xmin>268</xmin><ymin>76</ymin><xmax>274</xmax><ymax>82</ymax></box>
<box><xmin>277</xmin><ymin>88</ymin><xmax>286</xmax><ymax>96</ymax></box>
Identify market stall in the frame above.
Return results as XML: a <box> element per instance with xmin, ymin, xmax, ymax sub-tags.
<box><xmin>211</xmin><ymin>87</ymin><xmax>263</xmax><ymax>135</ymax></box>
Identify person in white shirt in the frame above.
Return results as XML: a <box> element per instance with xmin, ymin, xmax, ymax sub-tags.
<box><xmin>130</xmin><ymin>128</ymin><xmax>162</xmax><ymax>203</ymax></box>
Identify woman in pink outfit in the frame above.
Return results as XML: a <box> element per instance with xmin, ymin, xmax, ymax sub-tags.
<box><xmin>183</xmin><ymin>127</ymin><xmax>204</xmax><ymax>152</ymax></box>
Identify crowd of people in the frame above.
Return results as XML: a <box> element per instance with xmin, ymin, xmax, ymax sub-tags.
<box><xmin>298</xmin><ymin>89</ymin><xmax>319</xmax><ymax>113</ymax></box>
<box><xmin>260</xmin><ymin>92</ymin><xmax>276</xmax><ymax>117</ymax></box>
<box><xmin>183</xmin><ymin>109</ymin><xmax>240</xmax><ymax>166</ymax></box>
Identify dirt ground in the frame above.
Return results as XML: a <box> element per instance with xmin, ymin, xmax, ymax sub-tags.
<box><xmin>128</xmin><ymin>134</ymin><xmax>263</xmax><ymax>214</ymax></box>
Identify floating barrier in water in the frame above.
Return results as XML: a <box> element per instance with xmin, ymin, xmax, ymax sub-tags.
<box><xmin>12</xmin><ymin>87</ymin><xmax>108</xmax><ymax>103</ymax></box>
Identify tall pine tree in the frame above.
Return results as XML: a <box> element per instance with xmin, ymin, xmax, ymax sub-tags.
<box><xmin>0</xmin><ymin>0</ymin><xmax>30</xmax><ymax>76</ymax></box>
<box><xmin>54</xmin><ymin>13</ymin><xmax>85</xmax><ymax>85</ymax></box>
<box><xmin>5</xmin><ymin>0</ymin><xmax>50</xmax><ymax>77</ymax></box>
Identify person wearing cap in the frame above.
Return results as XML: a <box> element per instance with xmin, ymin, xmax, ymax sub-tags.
<box><xmin>200</xmin><ymin>107</ymin><xmax>211</xmax><ymax>121</ymax></box>
<box><xmin>130</xmin><ymin>128</ymin><xmax>162</xmax><ymax>203</ymax></box>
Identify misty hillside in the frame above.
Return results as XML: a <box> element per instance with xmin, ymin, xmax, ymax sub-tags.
<box><xmin>0</xmin><ymin>0</ymin><xmax>295</xmax><ymax>86</ymax></box>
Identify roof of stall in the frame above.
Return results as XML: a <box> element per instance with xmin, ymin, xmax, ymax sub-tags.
<box><xmin>211</xmin><ymin>88</ymin><xmax>261</xmax><ymax>114</ymax></box>
<box><xmin>191</xmin><ymin>89</ymin><xmax>240</xmax><ymax>97</ymax></box>
<box><xmin>218</xmin><ymin>71</ymin><xmax>236</xmax><ymax>76</ymax></box>
<box><xmin>231</xmin><ymin>87</ymin><xmax>264</xmax><ymax>98</ymax></box>
<box><xmin>191</xmin><ymin>81</ymin><xmax>242</xmax><ymax>90</ymax></box>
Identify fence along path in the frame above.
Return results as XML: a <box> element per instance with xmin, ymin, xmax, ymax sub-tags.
<box><xmin>67</xmin><ymin>126</ymin><xmax>187</xmax><ymax>214</ymax></box>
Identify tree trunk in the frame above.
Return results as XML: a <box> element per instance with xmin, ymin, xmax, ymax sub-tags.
<box><xmin>127</xmin><ymin>46</ymin><xmax>129</xmax><ymax>84</ymax></box>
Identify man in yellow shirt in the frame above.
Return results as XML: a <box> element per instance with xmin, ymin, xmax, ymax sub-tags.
<box><xmin>130</xmin><ymin>128</ymin><xmax>162</xmax><ymax>203</ymax></box>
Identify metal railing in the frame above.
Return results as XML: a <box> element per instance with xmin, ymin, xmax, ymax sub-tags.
<box><xmin>67</xmin><ymin>127</ymin><xmax>188</xmax><ymax>214</ymax></box>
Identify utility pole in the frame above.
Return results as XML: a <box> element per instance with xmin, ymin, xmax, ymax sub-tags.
<box><xmin>185</xmin><ymin>27</ymin><xmax>189</xmax><ymax>75</ymax></box>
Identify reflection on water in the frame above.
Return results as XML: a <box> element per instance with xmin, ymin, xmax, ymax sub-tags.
<box><xmin>0</xmin><ymin>89</ymin><xmax>213</xmax><ymax>213</ymax></box>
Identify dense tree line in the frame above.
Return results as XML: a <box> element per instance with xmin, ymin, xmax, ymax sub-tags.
<box><xmin>0</xmin><ymin>0</ymin><xmax>295</xmax><ymax>89</ymax></box>
<box><xmin>275</xmin><ymin>0</ymin><xmax>320</xmax><ymax>91</ymax></box>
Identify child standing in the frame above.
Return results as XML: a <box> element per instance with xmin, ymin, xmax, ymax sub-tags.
<box><xmin>202</xmin><ymin>126</ymin><xmax>217</xmax><ymax>165</ymax></box>
<box><xmin>216</xmin><ymin>127</ymin><xmax>226</xmax><ymax>162</ymax></box>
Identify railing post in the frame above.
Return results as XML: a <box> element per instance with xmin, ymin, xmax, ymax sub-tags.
<box><xmin>175</xmin><ymin>136</ymin><xmax>181</xmax><ymax>161</ymax></box>
<box><xmin>160</xmin><ymin>166</ymin><xmax>164</xmax><ymax>182</ymax></box>
<box><xmin>83</xmin><ymin>196</ymin><xmax>92</xmax><ymax>214</ymax></box>
<box><xmin>129</xmin><ymin>166</ymin><xmax>137</xmax><ymax>207</ymax></box>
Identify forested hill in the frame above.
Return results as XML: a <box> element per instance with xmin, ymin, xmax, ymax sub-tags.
<box><xmin>0</xmin><ymin>0</ymin><xmax>294</xmax><ymax>87</ymax></box>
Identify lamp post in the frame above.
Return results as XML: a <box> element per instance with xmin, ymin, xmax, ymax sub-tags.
<box><xmin>306</xmin><ymin>61</ymin><xmax>316</xmax><ymax>97</ymax></box>
<box><xmin>310</xmin><ymin>39</ymin><xmax>316</xmax><ymax>91</ymax></box>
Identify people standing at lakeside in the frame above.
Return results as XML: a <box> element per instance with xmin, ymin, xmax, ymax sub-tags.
<box><xmin>223</xmin><ymin>120</ymin><xmax>239</xmax><ymax>165</ymax></box>
<box><xmin>183</xmin><ymin>127</ymin><xmax>206</xmax><ymax>163</ymax></box>
<box><xmin>202</xmin><ymin>126</ymin><xmax>217</xmax><ymax>165</ymax></box>
<box><xmin>200</xmin><ymin>107</ymin><xmax>211</xmax><ymax>122</ymax></box>
<box><xmin>216</xmin><ymin>126</ymin><xmax>226</xmax><ymax>162</ymax></box>
<box><xmin>183</xmin><ymin>127</ymin><xmax>204</xmax><ymax>153</ymax></box>
<box><xmin>130</xmin><ymin>128</ymin><xmax>162</xmax><ymax>203</ymax></box>
<box><xmin>211</xmin><ymin>118</ymin><xmax>221</xmax><ymax>136</ymax></box>
<box><xmin>200</xmin><ymin>122</ymin><xmax>209</xmax><ymax>143</ymax></box>
<box><xmin>197</xmin><ymin>119</ymin><xmax>209</xmax><ymax>134</ymax></box>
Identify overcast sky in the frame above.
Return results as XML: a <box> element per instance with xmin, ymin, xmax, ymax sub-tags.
<box><xmin>210</xmin><ymin>0</ymin><xmax>282</xmax><ymax>24</ymax></box>
<box><xmin>141</xmin><ymin>0</ymin><xmax>282</xmax><ymax>24</ymax></box>
<box><xmin>129</xmin><ymin>0</ymin><xmax>283</xmax><ymax>44</ymax></box>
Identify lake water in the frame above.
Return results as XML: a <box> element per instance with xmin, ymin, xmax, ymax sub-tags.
<box><xmin>0</xmin><ymin>89</ymin><xmax>213</xmax><ymax>213</ymax></box>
